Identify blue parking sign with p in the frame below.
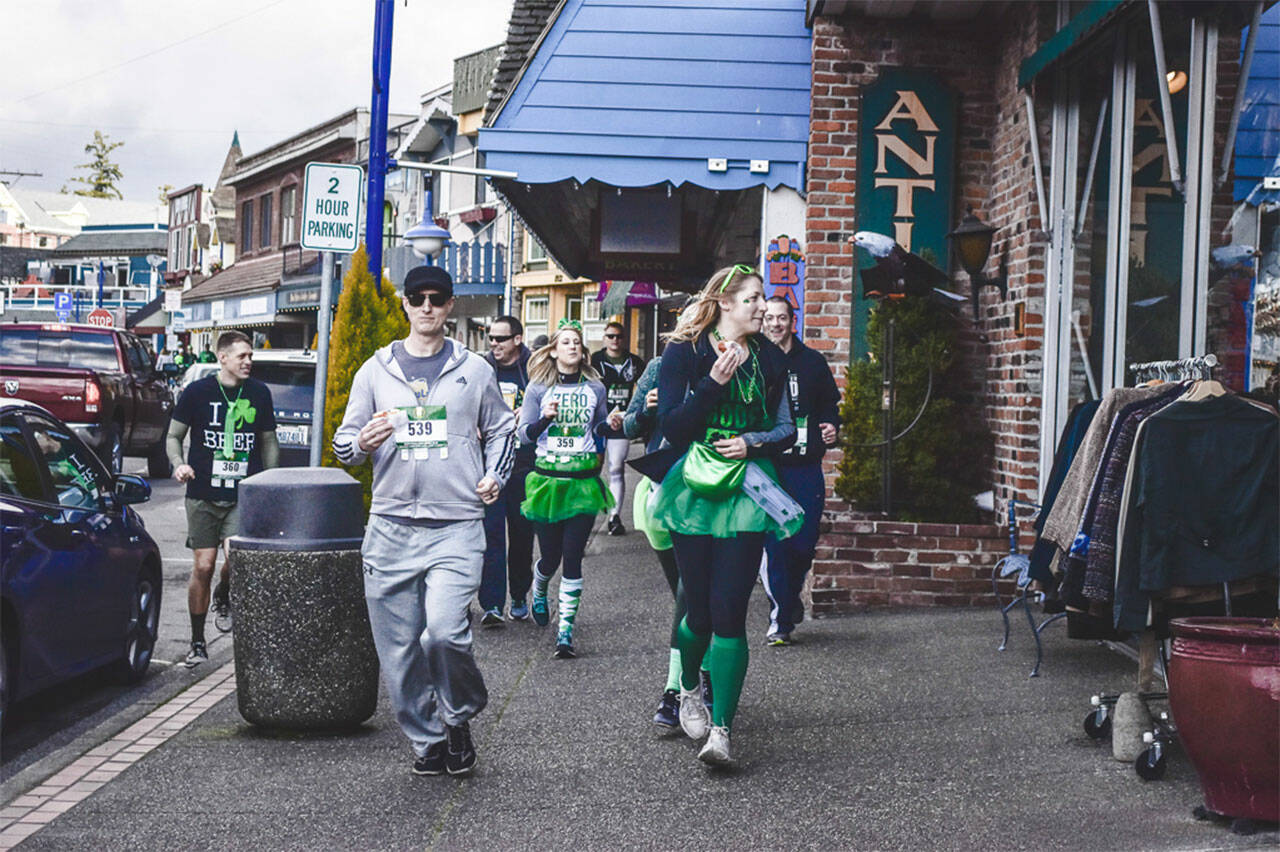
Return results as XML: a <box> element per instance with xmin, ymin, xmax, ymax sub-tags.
<box><xmin>54</xmin><ymin>292</ymin><xmax>72</xmax><ymax>321</ymax></box>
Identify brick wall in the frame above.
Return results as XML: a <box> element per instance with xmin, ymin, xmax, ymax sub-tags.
<box><xmin>805</xmin><ymin>5</ymin><xmax>1051</xmax><ymax>609</ymax></box>
<box><xmin>810</xmin><ymin>518</ymin><xmax>1009</xmax><ymax>613</ymax></box>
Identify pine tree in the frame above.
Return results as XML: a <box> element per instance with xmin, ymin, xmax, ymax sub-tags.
<box><xmin>320</xmin><ymin>245</ymin><xmax>408</xmax><ymax>512</ymax></box>
<box><xmin>70</xmin><ymin>131</ymin><xmax>125</xmax><ymax>199</ymax></box>
<box><xmin>835</xmin><ymin>298</ymin><xmax>992</xmax><ymax>522</ymax></box>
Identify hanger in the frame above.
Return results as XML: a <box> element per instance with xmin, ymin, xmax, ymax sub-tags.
<box><xmin>1179</xmin><ymin>361</ymin><xmax>1228</xmax><ymax>401</ymax></box>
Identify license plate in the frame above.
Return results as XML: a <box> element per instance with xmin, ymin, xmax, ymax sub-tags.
<box><xmin>276</xmin><ymin>424</ymin><xmax>310</xmax><ymax>446</ymax></box>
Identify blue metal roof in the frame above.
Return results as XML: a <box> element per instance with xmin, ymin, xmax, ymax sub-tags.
<box><xmin>1235</xmin><ymin>3</ymin><xmax>1280</xmax><ymax>203</ymax></box>
<box><xmin>479</xmin><ymin>0</ymin><xmax>811</xmax><ymax>191</ymax></box>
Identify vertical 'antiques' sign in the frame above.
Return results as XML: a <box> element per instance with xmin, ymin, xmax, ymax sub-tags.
<box><xmin>853</xmin><ymin>68</ymin><xmax>956</xmax><ymax>358</ymax></box>
<box><xmin>764</xmin><ymin>235</ymin><xmax>805</xmax><ymax>335</ymax></box>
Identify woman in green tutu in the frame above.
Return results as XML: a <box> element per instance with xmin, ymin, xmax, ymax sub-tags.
<box><xmin>517</xmin><ymin>320</ymin><xmax>618</xmax><ymax>659</ymax></box>
<box><xmin>650</xmin><ymin>264</ymin><xmax>802</xmax><ymax>765</ymax></box>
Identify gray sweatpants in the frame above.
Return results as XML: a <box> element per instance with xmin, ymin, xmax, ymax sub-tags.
<box><xmin>361</xmin><ymin>514</ymin><xmax>489</xmax><ymax>757</ymax></box>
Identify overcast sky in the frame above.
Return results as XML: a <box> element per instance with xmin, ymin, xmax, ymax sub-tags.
<box><xmin>3</xmin><ymin>0</ymin><xmax>514</xmax><ymax>201</ymax></box>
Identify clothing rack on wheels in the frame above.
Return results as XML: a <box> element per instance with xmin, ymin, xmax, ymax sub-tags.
<box><xmin>1027</xmin><ymin>352</ymin><xmax>1279</xmax><ymax>781</ymax></box>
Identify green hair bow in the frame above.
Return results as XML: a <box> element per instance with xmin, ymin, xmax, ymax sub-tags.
<box><xmin>557</xmin><ymin>318</ymin><xmax>583</xmax><ymax>333</ymax></box>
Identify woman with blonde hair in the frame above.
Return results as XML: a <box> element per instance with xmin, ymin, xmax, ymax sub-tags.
<box><xmin>647</xmin><ymin>263</ymin><xmax>802</xmax><ymax>765</ymax></box>
<box><xmin>517</xmin><ymin>319</ymin><xmax>617</xmax><ymax>658</ymax></box>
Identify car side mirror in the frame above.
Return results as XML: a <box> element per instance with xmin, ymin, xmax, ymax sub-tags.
<box><xmin>114</xmin><ymin>474</ymin><xmax>151</xmax><ymax>505</ymax></box>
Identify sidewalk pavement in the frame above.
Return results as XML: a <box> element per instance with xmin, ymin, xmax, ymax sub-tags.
<box><xmin>2</xmin><ymin>511</ymin><xmax>1276</xmax><ymax>850</ymax></box>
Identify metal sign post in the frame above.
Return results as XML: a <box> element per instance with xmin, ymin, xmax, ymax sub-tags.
<box><xmin>302</xmin><ymin>162</ymin><xmax>362</xmax><ymax>466</ymax></box>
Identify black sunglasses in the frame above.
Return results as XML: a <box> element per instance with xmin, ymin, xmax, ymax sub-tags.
<box><xmin>488</xmin><ymin>334</ymin><xmax>515</xmax><ymax>343</ymax></box>
<box><xmin>406</xmin><ymin>291</ymin><xmax>450</xmax><ymax>308</ymax></box>
<box><xmin>603</xmin><ymin>332</ymin><xmax>622</xmax><ymax>339</ymax></box>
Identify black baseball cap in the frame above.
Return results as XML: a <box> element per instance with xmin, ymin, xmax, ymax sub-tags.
<box><xmin>402</xmin><ymin>265</ymin><xmax>453</xmax><ymax>299</ymax></box>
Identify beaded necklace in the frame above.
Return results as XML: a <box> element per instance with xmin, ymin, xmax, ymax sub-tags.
<box><xmin>711</xmin><ymin>330</ymin><xmax>764</xmax><ymax>406</ymax></box>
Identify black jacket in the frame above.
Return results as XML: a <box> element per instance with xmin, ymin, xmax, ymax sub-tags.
<box><xmin>633</xmin><ymin>332</ymin><xmax>794</xmax><ymax>481</ymax></box>
<box><xmin>1114</xmin><ymin>394</ymin><xmax>1278</xmax><ymax>630</ymax></box>
<box><xmin>775</xmin><ymin>338</ymin><xmax>842</xmax><ymax>467</ymax></box>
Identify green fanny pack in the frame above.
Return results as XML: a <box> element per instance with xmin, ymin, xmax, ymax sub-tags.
<box><xmin>682</xmin><ymin>441</ymin><xmax>746</xmax><ymax>500</ymax></box>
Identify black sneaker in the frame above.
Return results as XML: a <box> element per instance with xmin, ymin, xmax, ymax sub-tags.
<box><xmin>554</xmin><ymin>628</ymin><xmax>576</xmax><ymax>659</ymax></box>
<box><xmin>412</xmin><ymin>740</ymin><xmax>446</xmax><ymax>776</ymax></box>
<box><xmin>607</xmin><ymin>515</ymin><xmax>626</xmax><ymax>536</ymax></box>
<box><xmin>699</xmin><ymin>668</ymin><xmax>713</xmax><ymax>711</ymax></box>
<box><xmin>652</xmin><ymin>689</ymin><xmax>680</xmax><ymax>728</ymax></box>
<box><xmin>479</xmin><ymin>608</ymin><xmax>504</xmax><ymax>628</ymax></box>
<box><xmin>184</xmin><ymin>641</ymin><xmax>208</xmax><ymax>668</ymax></box>
<box><xmin>445</xmin><ymin>722</ymin><xmax>477</xmax><ymax>776</ymax></box>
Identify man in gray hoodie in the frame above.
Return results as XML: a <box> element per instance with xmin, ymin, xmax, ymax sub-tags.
<box><xmin>333</xmin><ymin>265</ymin><xmax>515</xmax><ymax>777</ymax></box>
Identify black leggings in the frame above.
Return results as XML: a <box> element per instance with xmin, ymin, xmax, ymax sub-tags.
<box><xmin>654</xmin><ymin>547</ymin><xmax>685</xmax><ymax>648</ymax></box>
<box><xmin>534</xmin><ymin>513</ymin><xmax>595</xmax><ymax>581</ymax></box>
<box><xmin>670</xmin><ymin>531</ymin><xmax>766</xmax><ymax>639</ymax></box>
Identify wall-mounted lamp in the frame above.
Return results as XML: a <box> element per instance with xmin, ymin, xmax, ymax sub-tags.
<box><xmin>404</xmin><ymin>186</ymin><xmax>450</xmax><ymax>260</ymax></box>
<box><xmin>947</xmin><ymin>207</ymin><xmax>1006</xmax><ymax>322</ymax></box>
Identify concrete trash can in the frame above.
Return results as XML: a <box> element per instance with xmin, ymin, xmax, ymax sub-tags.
<box><xmin>227</xmin><ymin>467</ymin><xmax>378</xmax><ymax>729</ymax></box>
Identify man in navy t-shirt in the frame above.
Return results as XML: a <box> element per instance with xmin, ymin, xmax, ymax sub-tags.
<box><xmin>167</xmin><ymin>330</ymin><xmax>278</xmax><ymax>666</ymax></box>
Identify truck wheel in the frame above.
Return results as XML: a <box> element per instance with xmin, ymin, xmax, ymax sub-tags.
<box><xmin>147</xmin><ymin>440</ymin><xmax>172</xmax><ymax>479</ymax></box>
<box><xmin>101</xmin><ymin>423</ymin><xmax>124</xmax><ymax>474</ymax></box>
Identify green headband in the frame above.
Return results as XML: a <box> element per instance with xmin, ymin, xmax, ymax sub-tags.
<box><xmin>557</xmin><ymin>318</ymin><xmax>583</xmax><ymax>334</ymax></box>
<box><xmin>718</xmin><ymin>263</ymin><xmax>757</xmax><ymax>294</ymax></box>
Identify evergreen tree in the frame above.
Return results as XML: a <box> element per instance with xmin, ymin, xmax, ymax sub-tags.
<box><xmin>70</xmin><ymin>131</ymin><xmax>125</xmax><ymax>199</ymax></box>
<box><xmin>835</xmin><ymin>297</ymin><xmax>992</xmax><ymax>522</ymax></box>
<box><xmin>320</xmin><ymin>245</ymin><xmax>409</xmax><ymax>512</ymax></box>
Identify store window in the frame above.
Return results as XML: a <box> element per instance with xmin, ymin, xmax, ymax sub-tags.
<box><xmin>564</xmin><ymin>296</ymin><xmax>582</xmax><ymax>322</ymax></box>
<box><xmin>1038</xmin><ymin>3</ymin><xmax>1225</xmax><ymax>485</ymax></box>
<box><xmin>280</xmin><ymin>185</ymin><xmax>297</xmax><ymax>244</ymax></box>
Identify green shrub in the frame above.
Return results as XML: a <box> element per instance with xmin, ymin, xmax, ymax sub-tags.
<box><xmin>320</xmin><ymin>245</ymin><xmax>408</xmax><ymax>512</ymax></box>
<box><xmin>835</xmin><ymin>297</ymin><xmax>992</xmax><ymax>522</ymax></box>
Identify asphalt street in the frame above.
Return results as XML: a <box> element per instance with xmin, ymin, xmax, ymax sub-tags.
<box><xmin>2</xmin><ymin>467</ymin><xmax>1277</xmax><ymax>849</ymax></box>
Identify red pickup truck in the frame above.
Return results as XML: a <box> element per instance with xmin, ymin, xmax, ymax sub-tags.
<box><xmin>0</xmin><ymin>323</ymin><xmax>174</xmax><ymax>476</ymax></box>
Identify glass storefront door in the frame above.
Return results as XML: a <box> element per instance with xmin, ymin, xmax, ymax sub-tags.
<box><xmin>1038</xmin><ymin>3</ymin><xmax>1221</xmax><ymax>491</ymax></box>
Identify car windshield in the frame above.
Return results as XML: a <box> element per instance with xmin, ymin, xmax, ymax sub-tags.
<box><xmin>0</xmin><ymin>329</ymin><xmax>118</xmax><ymax>372</ymax></box>
<box><xmin>252</xmin><ymin>362</ymin><xmax>315</xmax><ymax>419</ymax></box>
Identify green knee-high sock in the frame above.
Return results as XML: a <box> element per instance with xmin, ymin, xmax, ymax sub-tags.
<box><xmin>676</xmin><ymin>617</ymin><xmax>711</xmax><ymax>691</ymax></box>
<box><xmin>558</xmin><ymin>577</ymin><xmax>583</xmax><ymax>637</ymax></box>
<box><xmin>666</xmin><ymin>648</ymin><xmax>682</xmax><ymax>692</ymax></box>
<box><xmin>708</xmin><ymin>634</ymin><xmax>749</xmax><ymax>729</ymax></box>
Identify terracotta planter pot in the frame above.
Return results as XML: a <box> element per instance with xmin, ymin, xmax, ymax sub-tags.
<box><xmin>1168</xmin><ymin>617</ymin><xmax>1280</xmax><ymax>822</ymax></box>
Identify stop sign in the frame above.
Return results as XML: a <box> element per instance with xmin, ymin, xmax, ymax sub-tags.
<box><xmin>86</xmin><ymin>308</ymin><xmax>114</xmax><ymax>327</ymax></box>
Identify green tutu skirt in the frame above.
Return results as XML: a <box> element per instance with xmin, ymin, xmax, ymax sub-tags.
<box><xmin>632</xmin><ymin>476</ymin><xmax>672</xmax><ymax>551</ymax></box>
<box><xmin>652</xmin><ymin>454</ymin><xmax>803</xmax><ymax>540</ymax></box>
<box><xmin>522</xmin><ymin>463</ymin><xmax>614</xmax><ymax>525</ymax></box>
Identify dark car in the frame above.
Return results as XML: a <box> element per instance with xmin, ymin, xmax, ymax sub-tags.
<box><xmin>0</xmin><ymin>399</ymin><xmax>161</xmax><ymax>727</ymax></box>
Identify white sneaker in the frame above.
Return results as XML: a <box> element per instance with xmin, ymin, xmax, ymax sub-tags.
<box><xmin>698</xmin><ymin>725</ymin><xmax>731</xmax><ymax>765</ymax></box>
<box><xmin>678</xmin><ymin>687</ymin><xmax>710</xmax><ymax>740</ymax></box>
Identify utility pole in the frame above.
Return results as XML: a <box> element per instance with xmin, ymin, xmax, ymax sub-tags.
<box><xmin>365</xmin><ymin>0</ymin><xmax>394</xmax><ymax>294</ymax></box>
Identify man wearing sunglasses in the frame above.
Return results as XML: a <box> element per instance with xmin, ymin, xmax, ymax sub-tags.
<box><xmin>333</xmin><ymin>265</ymin><xmax>516</xmax><ymax>778</ymax></box>
<box><xmin>478</xmin><ymin>316</ymin><xmax>536</xmax><ymax>626</ymax></box>
<box><xmin>589</xmin><ymin>321</ymin><xmax>646</xmax><ymax>535</ymax></box>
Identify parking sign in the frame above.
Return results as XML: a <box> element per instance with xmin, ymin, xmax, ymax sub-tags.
<box><xmin>54</xmin><ymin>292</ymin><xmax>72</xmax><ymax>321</ymax></box>
<box><xmin>301</xmin><ymin>162</ymin><xmax>363</xmax><ymax>253</ymax></box>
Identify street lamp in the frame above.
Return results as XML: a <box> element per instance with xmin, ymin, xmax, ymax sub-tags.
<box><xmin>947</xmin><ymin>207</ymin><xmax>1006</xmax><ymax>321</ymax></box>
<box><xmin>404</xmin><ymin>188</ymin><xmax>450</xmax><ymax>261</ymax></box>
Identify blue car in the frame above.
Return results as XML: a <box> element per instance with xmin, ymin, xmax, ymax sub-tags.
<box><xmin>0</xmin><ymin>399</ymin><xmax>161</xmax><ymax>726</ymax></box>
